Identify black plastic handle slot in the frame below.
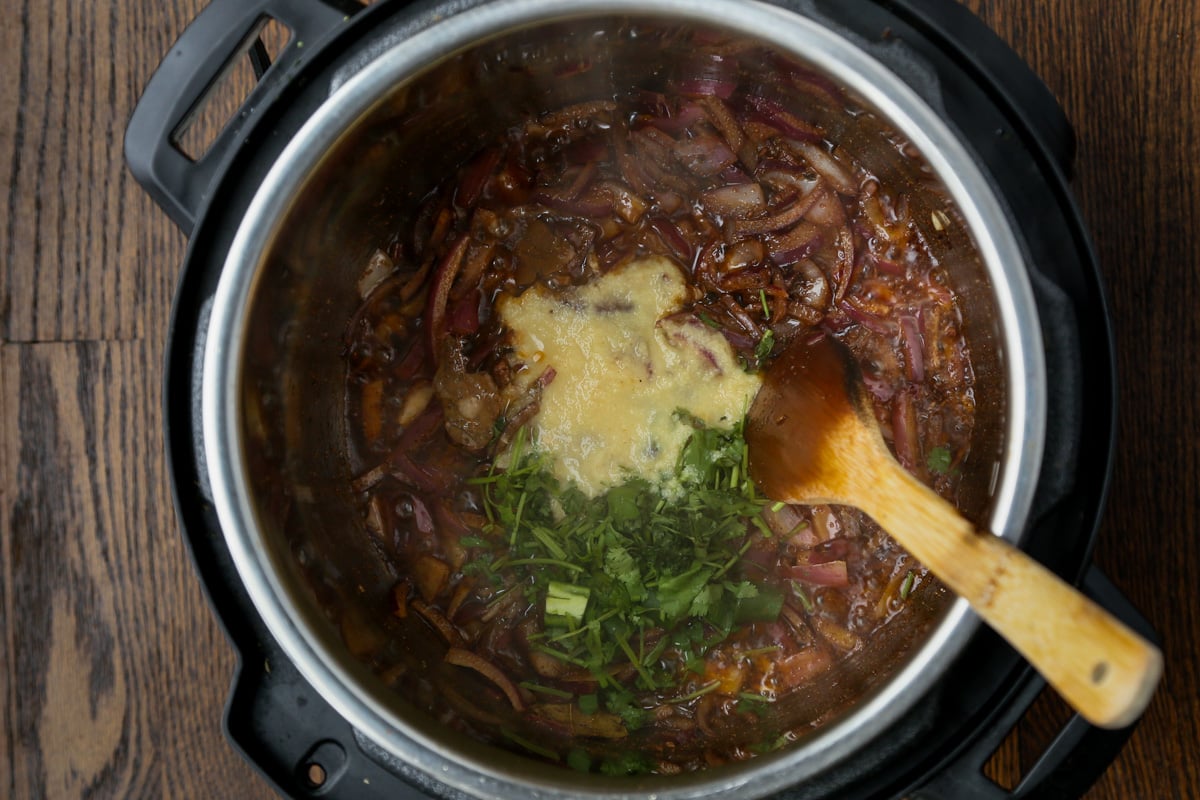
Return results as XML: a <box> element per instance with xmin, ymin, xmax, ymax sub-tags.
<box><xmin>881</xmin><ymin>0</ymin><xmax>1078</xmax><ymax>178</ymax></box>
<box><xmin>124</xmin><ymin>0</ymin><xmax>363</xmax><ymax>234</ymax></box>
<box><xmin>910</xmin><ymin>567</ymin><xmax>1158</xmax><ymax>800</ymax></box>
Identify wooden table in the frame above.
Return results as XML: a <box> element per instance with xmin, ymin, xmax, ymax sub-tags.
<box><xmin>2</xmin><ymin>0</ymin><xmax>1196</xmax><ymax>797</ymax></box>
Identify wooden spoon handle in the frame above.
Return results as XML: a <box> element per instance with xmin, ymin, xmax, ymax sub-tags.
<box><xmin>865</xmin><ymin>460</ymin><xmax>1162</xmax><ymax>730</ymax></box>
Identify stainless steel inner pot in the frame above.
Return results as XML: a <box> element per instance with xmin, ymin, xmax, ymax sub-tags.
<box><xmin>201</xmin><ymin>0</ymin><xmax>1046</xmax><ymax>796</ymax></box>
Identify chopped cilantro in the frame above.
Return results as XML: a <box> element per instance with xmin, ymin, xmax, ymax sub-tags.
<box><xmin>577</xmin><ymin>693</ymin><xmax>599</xmax><ymax>715</ymax></box>
<box><xmin>736</xmin><ymin>691</ymin><xmax>773</xmax><ymax>719</ymax></box>
<box><xmin>926</xmin><ymin>445</ymin><xmax>952</xmax><ymax>475</ymax></box>
<box><xmin>599</xmin><ymin>751</ymin><xmax>655</xmax><ymax>776</ymax></box>
<box><xmin>474</xmin><ymin>417</ymin><xmax>774</xmax><ymax>694</ymax></box>
<box><xmin>754</xmin><ymin>328</ymin><xmax>775</xmax><ymax>369</ymax></box>
<box><xmin>749</xmin><ymin>733</ymin><xmax>791</xmax><ymax>755</ymax></box>
<box><xmin>566</xmin><ymin>748</ymin><xmax>592</xmax><ymax>773</ymax></box>
<box><xmin>459</xmin><ymin>535</ymin><xmax>491</xmax><ymax>548</ymax></box>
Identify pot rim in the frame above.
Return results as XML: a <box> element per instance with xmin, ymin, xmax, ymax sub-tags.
<box><xmin>202</xmin><ymin>0</ymin><xmax>1047</xmax><ymax>796</ymax></box>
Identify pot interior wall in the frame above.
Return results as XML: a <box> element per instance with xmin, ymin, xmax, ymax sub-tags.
<box><xmin>233</xmin><ymin>12</ymin><xmax>1007</xmax><ymax>787</ymax></box>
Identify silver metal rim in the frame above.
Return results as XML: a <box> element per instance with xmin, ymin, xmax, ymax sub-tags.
<box><xmin>202</xmin><ymin>0</ymin><xmax>1047</xmax><ymax>796</ymax></box>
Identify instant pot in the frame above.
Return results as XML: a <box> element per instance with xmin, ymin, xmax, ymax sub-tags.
<box><xmin>125</xmin><ymin>0</ymin><xmax>1157</xmax><ymax>797</ymax></box>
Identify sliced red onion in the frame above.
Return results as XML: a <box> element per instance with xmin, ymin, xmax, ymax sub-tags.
<box><xmin>673</xmin><ymin>134</ymin><xmax>737</xmax><ymax>176</ymax></box>
<box><xmin>675</xmin><ymin>51</ymin><xmax>738</xmax><ymax>99</ymax></box>
<box><xmin>891</xmin><ymin>389</ymin><xmax>920</xmax><ymax>472</ymax></box>
<box><xmin>632</xmin><ymin>126</ymin><xmax>678</xmax><ymax>167</ymax></box>
<box><xmin>535</xmin><ymin>99</ymin><xmax>617</xmax><ymax>133</ymax></box>
<box><xmin>533</xmin><ymin>189</ymin><xmax>611</xmax><ymax>218</ymax></box>
<box><xmin>899</xmin><ymin>314</ymin><xmax>926</xmax><ymax>382</ymax></box>
<box><xmin>722</xmin><ymin>239</ymin><xmax>766</xmax><ymax>272</ymax></box>
<box><xmin>757</xmin><ymin>161</ymin><xmax>820</xmax><ymax>196</ymax></box>
<box><xmin>806</xmin><ymin>537</ymin><xmax>852</xmax><ymax>564</ymax></box>
<box><xmin>870</xmin><ymin>252</ymin><xmax>907</xmax><ymax>277</ymax></box>
<box><xmin>392</xmin><ymin>338</ymin><xmax>429</xmax><ymax>381</ymax></box>
<box><xmin>767</xmin><ymin>221</ymin><xmax>823</xmax><ymax>266</ymax></box>
<box><xmin>804</xmin><ymin>189</ymin><xmax>846</xmax><ymax>227</ymax></box>
<box><xmin>716</xmin><ymin>324</ymin><xmax>756</xmax><ymax>351</ymax></box>
<box><xmin>458</xmin><ymin>238</ymin><xmax>496</xmax><ymax>295</ymax></box>
<box><xmin>562</xmin><ymin>161</ymin><xmax>598</xmax><ymax>198</ymax></box>
<box><xmin>698</xmin><ymin>95</ymin><xmax>746</xmax><ymax>153</ymax></box>
<box><xmin>454</xmin><ymin>148</ymin><xmax>502</xmax><ymax>210</ymax></box>
<box><xmin>839</xmin><ymin>298</ymin><xmax>891</xmax><ymax>335</ymax></box>
<box><xmin>720</xmin><ymin>294</ymin><xmax>761</xmax><ymax>336</ymax></box>
<box><xmin>395</xmin><ymin>404</ymin><xmax>444</xmax><ymax>451</ymax></box>
<box><xmin>785</xmin><ymin>559</ymin><xmax>849</xmax><ymax>587</ymax></box>
<box><xmin>391</xmin><ymin>452</ymin><xmax>451</xmax><ymax>494</ymax></box>
<box><xmin>648</xmin><ymin>217</ymin><xmax>694</xmax><ymax>262</ymax></box>
<box><xmin>425</xmin><ymin>234</ymin><xmax>470</xmax><ymax>363</ymax></box>
<box><xmin>729</xmin><ymin>186</ymin><xmax>825</xmax><ymax>238</ymax></box>
<box><xmin>832</xmin><ymin>227</ymin><xmax>856</xmax><ymax>303</ymax></box>
<box><xmin>742</xmin><ymin>95</ymin><xmax>824</xmax><ymax>142</ymax></box>
<box><xmin>719</xmin><ymin>266</ymin><xmax>775</xmax><ymax>294</ymax></box>
<box><xmin>718</xmin><ymin>164</ymin><xmax>754</xmax><ymax>184</ymax></box>
<box><xmin>677</xmin><ymin>78</ymin><xmax>737</xmax><ymax>99</ymax></box>
<box><xmin>773</xmin><ymin>56</ymin><xmax>846</xmax><ymax>104</ymax></box>
<box><xmin>701</xmin><ymin>182</ymin><xmax>766</xmax><ymax>218</ymax></box>
<box><xmin>788</xmin><ymin>259</ymin><xmax>831</xmax><ymax>311</ymax></box>
<box><xmin>788</xmin><ymin>139</ymin><xmax>857</xmax><ymax>196</ymax></box>
<box><xmin>649</xmin><ymin>101</ymin><xmax>705</xmax><ymax>135</ymax></box>
<box><xmin>401</xmin><ymin>492</ymin><xmax>436</xmax><ymax>535</ymax></box>
<box><xmin>602</xmin><ymin>181</ymin><xmax>648</xmax><ymax>224</ymax></box>
<box><xmin>447</xmin><ymin>288</ymin><xmax>481</xmax><ymax>335</ymax></box>
<box><xmin>445</xmin><ymin>648</ymin><xmax>527</xmax><ymax>711</ymax></box>
<box><xmin>615</xmin><ymin>139</ymin><xmax>654</xmax><ymax>195</ymax></box>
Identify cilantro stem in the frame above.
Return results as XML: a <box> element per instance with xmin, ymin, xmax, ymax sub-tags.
<box><xmin>670</xmin><ymin>680</ymin><xmax>722</xmax><ymax>704</ymax></box>
<box><xmin>750</xmin><ymin>514</ymin><xmax>774</xmax><ymax>538</ymax></box>
<box><xmin>790</xmin><ymin>580</ymin><xmax>814</xmax><ymax>613</ymax></box>
<box><xmin>501</xmin><ymin>728</ymin><xmax>560</xmax><ymax>760</ymax></box>
<box><xmin>741</xmin><ymin>644</ymin><xmax>782</xmax><ymax>658</ymax></box>
<box><xmin>520</xmin><ymin>681</ymin><xmax>574</xmax><ymax>699</ymax></box>
<box><xmin>616</xmin><ymin>634</ymin><xmax>657</xmax><ymax>690</ymax></box>
<box><xmin>530</xmin><ymin>525</ymin><xmax>568</xmax><ymax>560</ymax></box>
<box><xmin>545</xmin><ymin>608</ymin><xmax>619</xmax><ymax>643</ymax></box>
<box><xmin>510</xmin><ymin>488</ymin><xmax>528</xmax><ymax>547</ymax></box>
<box><xmin>505</xmin><ymin>557</ymin><xmax>585</xmax><ymax>572</ymax></box>
<box><xmin>712</xmin><ymin>537</ymin><xmax>754</xmax><ymax>581</ymax></box>
<box><xmin>531</xmin><ymin>643</ymin><xmax>592</xmax><ymax>669</ymax></box>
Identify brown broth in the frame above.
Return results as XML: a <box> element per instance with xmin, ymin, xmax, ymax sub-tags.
<box><xmin>341</xmin><ymin>70</ymin><xmax>974</xmax><ymax>773</ymax></box>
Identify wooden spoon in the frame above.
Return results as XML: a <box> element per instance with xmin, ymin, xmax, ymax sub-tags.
<box><xmin>745</xmin><ymin>334</ymin><xmax>1162</xmax><ymax>729</ymax></box>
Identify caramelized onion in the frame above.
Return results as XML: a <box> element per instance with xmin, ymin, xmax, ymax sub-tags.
<box><xmin>444</xmin><ymin>647</ymin><xmax>527</xmax><ymax>711</ymax></box>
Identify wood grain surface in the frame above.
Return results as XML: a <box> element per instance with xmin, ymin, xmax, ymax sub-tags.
<box><xmin>2</xmin><ymin>0</ymin><xmax>1196</xmax><ymax>798</ymax></box>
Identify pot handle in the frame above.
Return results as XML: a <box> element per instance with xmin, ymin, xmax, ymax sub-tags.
<box><xmin>223</xmin><ymin>645</ymin><xmax>434</xmax><ymax>799</ymax></box>
<box><xmin>909</xmin><ymin>567</ymin><xmax>1158</xmax><ymax>800</ymax></box>
<box><xmin>124</xmin><ymin>0</ymin><xmax>363</xmax><ymax>235</ymax></box>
